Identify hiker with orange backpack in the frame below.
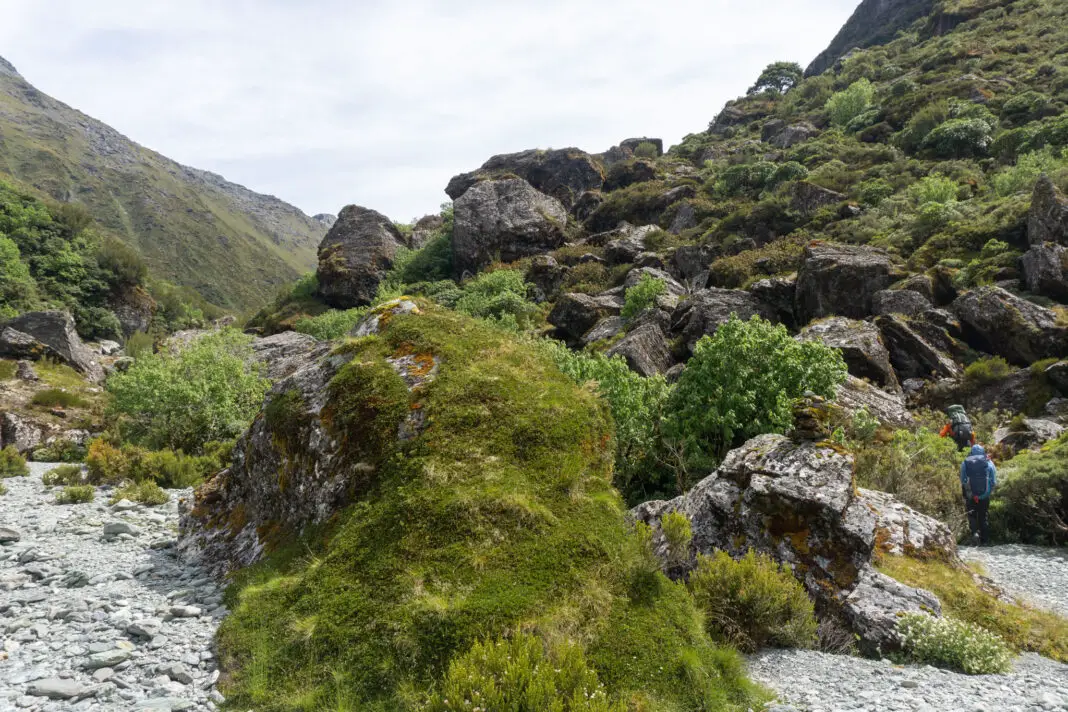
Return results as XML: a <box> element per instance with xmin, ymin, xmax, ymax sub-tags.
<box><xmin>940</xmin><ymin>404</ymin><xmax>976</xmax><ymax>450</ymax></box>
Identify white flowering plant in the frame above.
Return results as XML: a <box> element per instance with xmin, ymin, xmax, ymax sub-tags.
<box><xmin>896</xmin><ymin>613</ymin><xmax>1012</xmax><ymax>674</ymax></box>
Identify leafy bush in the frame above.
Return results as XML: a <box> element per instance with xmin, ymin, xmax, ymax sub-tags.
<box><xmin>454</xmin><ymin>269</ymin><xmax>539</xmax><ymax>331</ymax></box>
<box><xmin>107</xmin><ymin>328</ymin><xmax>269</xmax><ymax>452</ymax></box>
<box><xmin>660</xmin><ymin>511</ymin><xmax>692</xmax><ymax>566</ymax></box>
<box><xmin>921</xmin><ymin>118</ymin><xmax>993</xmax><ymax>158</ymax></box>
<box><xmin>908</xmin><ymin>175</ymin><xmax>959</xmax><ymax>205</ymax></box>
<box><xmin>55</xmin><ymin>485</ymin><xmax>94</xmax><ymax>504</ymax></box>
<box><xmin>963</xmin><ymin>356</ymin><xmax>1014</xmax><ymax>388</ymax></box>
<box><xmin>293</xmin><ymin>307</ymin><xmax>367</xmax><ymax>340</ymax></box>
<box><xmin>748</xmin><ymin>61</ymin><xmax>803</xmax><ymax>95</ymax></box>
<box><xmin>896</xmin><ymin>614</ymin><xmax>1011</xmax><ymax>674</ymax></box>
<box><xmin>632</xmin><ymin>141</ymin><xmax>659</xmax><ymax>159</ymax></box>
<box><xmin>124</xmin><ymin>331</ymin><xmax>154</xmax><ymax>359</ymax></box>
<box><xmin>707</xmin><ymin>237</ymin><xmax>805</xmax><ymax>289</ymax></box>
<box><xmin>424</xmin><ymin>633</ymin><xmax>624</xmax><ymax>712</ymax></box>
<box><xmin>30</xmin><ymin>388</ymin><xmax>89</xmax><ymax>409</ymax></box>
<box><xmin>664</xmin><ymin>315</ymin><xmax>847</xmax><ymax>468</ymax></box>
<box><xmin>111</xmin><ymin>480</ymin><xmax>169</xmax><ymax>506</ymax></box>
<box><xmin>621</xmin><ymin>274</ymin><xmax>666</xmax><ymax>321</ymax></box>
<box><xmin>0</xmin><ymin>446</ymin><xmax>29</xmax><ymax>477</ymax></box>
<box><xmin>991</xmin><ymin>433</ymin><xmax>1068</xmax><ymax>545</ymax></box>
<box><xmin>688</xmin><ymin>550</ymin><xmax>817</xmax><ymax>653</ymax></box>
<box><xmin>86</xmin><ymin>439</ymin><xmax>220</xmax><ymax>488</ymax></box>
<box><xmin>991</xmin><ymin>147</ymin><xmax>1068</xmax><ymax>196</ymax></box>
<box><xmin>0</xmin><ymin>360</ymin><xmax>16</xmax><ymax>380</ymax></box>
<box><xmin>1001</xmin><ymin>91</ymin><xmax>1054</xmax><ymax>126</ymax></box>
<box><xmin>33</xmin><ymin>439</ymin><xmax>87</xmax><ymax>463</ymax></box>
<box><xmin>716</xmin><ymin>162</ymin><xmax>776</xmax><ymax>196</ymax></box>
<box><xmin>42</xmin><ymin>464</ymin><xmax>83</xmax><ymax>487</ymax></box>
<box><xmin>825</xmin><ymin>79</ymin><xmax>875</xmax><ymax>127</ymax></box>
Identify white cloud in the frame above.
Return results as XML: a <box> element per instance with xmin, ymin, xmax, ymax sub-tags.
<box><xmin>0</xmin><ymin>0</ymin><xmax>858</xmax><ymax>220</ymax></box>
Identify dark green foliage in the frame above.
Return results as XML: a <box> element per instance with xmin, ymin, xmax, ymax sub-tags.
<box><xmin>707</xmin><ymin>237</ymin><xmax>804</xmax><ymax>289</ymax></box>
<box><xmin>921</xmin><ymin>118</ymin><xmax>993</xmax><ymax>158</ymax></box>
<box><xmin>453</xmin><ymin>269</ymin><xmax>540</xmax><ymax>331</ymax></box>
<box><xmin>963</xmin><ymin>356</ymin><xmax>1014</xmax><ymax>388</ymax></box>
<box><xmin>688</xmin><ymin>550</ymin><xmax>817</xmax><ymax>653</ymax></box>
<box><xmin>30</xmin><ymin>388</ymin><xmax>89</xmax><ymax>409</ymax></box>
<box><xmin>716</xmin><ymin>162</ymin><xmax>776</xmax><ymax>197</ymax></box>
<box><xmin>123</xmin><ymin>331</ymin><xmax>154</xmax><ymax>359</ymax></box>
<box><xmin>85</xmin><ymin>439</ymin><xmax>224</xmax><ymax>488</ymax></box>
<box><xmin>632</xmin><ymin>141</ymin><xmax>660</xmax><ymax>159</ymax></box>
<box><xmin>1000</xmin><ymin>91</ymin><xmax>1056</xmax><ymax>127</ymax></box>
<box><xmin>991</xmin><ymin>434</ymin><xmax>1068</xmax><ymax>545</ymax></box>
<box><xmin>33</xmin><ymin>439</ymin><xmax>87</xmax><ymax>463</ymax></box>
<box><xmin>748</xmin><ymin>61</ymin><xmax>803</xmax><ymax>95</ymax></box>
<box><xmin>0</xmin><ymin>446</ymin><xmax>28</xmax><ymax>477</ymax></box>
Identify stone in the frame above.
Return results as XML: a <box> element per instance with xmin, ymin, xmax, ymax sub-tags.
<box><xmin>15</xmin><ymin>359</ymin><xmax>38</xmax><ymax>381</ymax></box>
<box><xmin>0</xmin><ymin>311</ymin><xmax>104</xmax><ymax>382</ymax></box>
<box><xmin>1028</xmin><ymin>174</ymin><xmax>1068</xmax><ymax>246</ymax></box>
<box><xmin>452</xmin><ymin>178</ymin><xmax>568</xmax><ymax>277</ymax></box>
<box><xmin>84</xmin><ymin>648</ymin><xmax>131</xmax><ymax>668</ymax></box>
<box><xmin>410</xmin><ymin>213</ymin><xmax>443</xmax><ymax>249</ymax></box>
<box><xmin>835</xmin><ymin>376</ymin><xmax>913</xmax><ymax>428</ymax></box>
<box><xmin>669</xmin><ymin>244</ymin><xmax>716</xmax><ymax>284</ymax></box>
<box><xmin>603</xmin><ymin>224</ymin><xmax>659</xmax><ymax>265</ymax></box>
<box><xmin>671</xmin><ymin>288</ymin><xmax>774</xmax><ymax>354</ymax></box>
<box><xmin>605</xmin><ymin>324</ymin><xmax>674</xmax><ymax>377</ymax></box>
<box><xmin>445</xmin><ymin>148</ymin><xmax>603</xmax><ymax>207</ymax></box>
<box><xmin>872</xmin><ymin>289</ymin><xmax>932</xmax><ymax>317</ymax></box>
<box><xmin>547</xmin><ymin>293</ymin><xmax>624</xmax><ymax>341</ymax></box>
<box><xmin>103</xmin><ymin>521</ymin><xmax>139</xmax><ymax>537</ymax></box>
<box><xmin>952</xmin><ymin>286</ymin><xmax>1068</xmax><ymax>365</ymax></box>
<box><xmin>1047</xmin><ymin>361</ymin><xmax>1068</xmax><ymax>394</ymax></box>
<box><xmin>799</xmin><ymin>317</ymin><xmax>898</xmax><ymax>390</ymax></box>
<box><xmin>766</xmin><ymin>122</ymin><xmax>818</xmax><ymax>149</ymax></box>
<box><xmin>897</xmin><ymin>273</ymin><xmax>937</xmax><ymax>303</ymax></box>
<box><xmin>113</xmin><ymin>356</ymin><xmax>135</xmax><ymax>372</ymax></box>
<box><xmin>668</xmin><ymin>202</ymin><xmax>697</xmax><ymax>235</ymax></box>
<box><xmin>170</xmin><ymin>605</ymin><xmax>203</xmax><ymax>618</ymax></box>
<box><xmin>796</xmin><ymin>243</ymin><xmax>902</xmax><ymax>323</ymax></box>
<box><xmin>98</xmin><ymin>339</ymin><xmax>122</xmax><ymax>356</ymax></box>
<box><xmin>875</xmin><ymin>314</ymin><xmax>961</xmax><ymax>380</ymax></box>
<box><xmin>0</xmin><ymin>526</ymin><xmax>19</xmax><ymax>543</ymax></box>
<box><xmin>92</xmin><ymin>668</ymin><xmax>114</xmax><ymax>682</ymax></box>
<box><xmin>134</xmin><ymin>698</ymin><xmax>195</xmax><ymax>711</ymax></box>
<box><xmin>993</xmin><ymin>418</ymin><xmax>1065</xmax><ymax>456</ymax></box>
<box><xmin>525</xmin><ymin>255</ymin><xmax>568</xmax><ymax>303</ymax></box>
<box><xmin>26</xmin><ymin>678</ymin><xmax>85</xmax><ymax>699</ymax></box>
<box><xmin>789</xmin><ymin>181</ymin><xmax>846</xmax><ymax>215</ymax></box>
<box><xmin>161</xmin><ymin>663</ymin><xmax>194</xmax><ymax>685</ymax></box>
<box><xmin>251</xmin><ymin>331</ymin><xmax>323</xmax><ymax>381</ymax></box>
<box><xmin>632</xmin><ymin>433</ymin><xmax>949</xmax><ymax>652</ymax></box>
<box><xmin>109</xmin><ymin>285</ymin><xmax>156</xmax><ymax>337</ymax></box>
<box><xmin>749</xmin><ymin>276</ymin><xmax>798</xmax><ymax>330</ymax></box>
<box><xmin>623</xmin><ymin>267</ymin><xmax>687</xmax><ymax>298</ymax></box>
<box><xmin>860</xmin><ymin>488</ymin><xmax>957</xmax><ymax>558</ymax></box>
<box><xmin>316</xmin><ymin>205</ymin><xmax>408</xmax><ymax>309</ymax></box>
<box><xmin>582</xmin><ymin>316</ymin><xmax>625</xmax><ymax>346</ymax></box>
<box><xmin>1021</xmin><ymin>242</ymin><xmax>1068</xmax><ymax>301</ymax></box>
<box><xmin>603</xmin><ymin>159</ymin><xmax>657</xmax><ymax>192</ymax></box>
<box><xmin>1</xmin><ymin>413</ymin><xmax>44</xmax><ymax>454</ymax></box>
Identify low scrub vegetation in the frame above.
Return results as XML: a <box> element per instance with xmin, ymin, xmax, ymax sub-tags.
<box><xmin>111</xmin><ymin>480</ymin><xmax>169</xmax><ymax>506</ymax></box>
<box><xmin>55</xmin><ymin>485</ymin><xmax>94</xmax><ymax>504</ymax></box>
<box><xmin>0</xmin><ymin>446</ymin><xmax>28</xmax><ymax>477</ymax></box>
<box><xmin>896</xmin><ymin>614</ymin><xmax>1012</xmax><ymax>674</ymax></box>
<box><xmin>42</xmin><ymin>464</ymin><xmax>84</xmax><ymax>487</ymax></box>
<box><xmin>30</xmin><ymin>388</ymin><xmax>89</xmax><ymax>409</ymax></box>
<box><xmin>990</xmin><ymin>434</ymin><xmax>1068</xmax><ymax>545</ymax></box>
<box><xmin>0</xmin><ymin>360</ymin><xmax>16</xmax><ymax>380</ymax></box>
<box><xmin>86</xmin><ymin>439</ymin><xmax>226</xmax><ymax>488</ymax></box>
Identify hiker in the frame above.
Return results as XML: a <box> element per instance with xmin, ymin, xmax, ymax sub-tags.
<box><xmin>960</xmin><ymin>444</ymin><xmax>997</xmax><ymax>546</ymax></box>
<box><xmin>940</xmin><ymin>404</ymin><xmax>976</xmax><ymax>450</ymax></box>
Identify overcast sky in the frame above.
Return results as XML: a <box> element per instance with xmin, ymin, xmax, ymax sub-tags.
<box><xmin>0</xmin><ymin>0</ymin><xmax>858</xmax><ymax>222</ymax></box>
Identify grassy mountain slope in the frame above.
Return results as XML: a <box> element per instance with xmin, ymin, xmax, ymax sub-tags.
<box><xmin>0</xmin><ymin>58</ymin><xmax>326</xmax><ymax>312</ymax></box>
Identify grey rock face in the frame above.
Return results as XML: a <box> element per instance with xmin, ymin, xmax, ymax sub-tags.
<box><xmin>525</xmin><ymin>255</ymin><xmax>568</xmax><ymax>303</ymax></box>
<box><xmin>109</xmin><ymin>286</ymin><xmax>155</xmax><ymax>338</ymax></box>
<box><xmin>875</xmin><ymin>313</ymin><xmax>961</xmax><ymax>380</ymax></box>
<box><xmin>749</xmin><ymin>276</ymin><xmax>798</xmax><ymax>330</ymax></box>
<box><xmin>548</xmin><ymin>293</ymin><xmax>624</xmax><ymax>341</ymax></box>
<box><xmin>316</xmin><ymin>205</ymin><xmax>408</xmax><ymax>308</ymax></box>
<box><xmin>671</xmin><ymin>288</ymin><xmax>774</xmax><ymax>354</ymax></box>
<box><xmin>452</xmin><ymin>178</ymin><xmax>568</xmax><ymax>277</ymax></box>
<box><xmin>789</xmin><ymin>181</ymin><xmax>846</xmax><ymax>215</ymax></box>
<box><xmin>0</xmin><ymin>525</ymin><xmax>20</xmax><ymax>542</ymax></box>
<box><xmin>841</xmin><ymin>568</ymin><xmax>942</xmax><ymax>652</ymax></box>
<box><xmin>15</xmin><ymin>359</ymin><xmax>38</xmax><ymax>381</ymax></box>
<box><xmin>993</xmin><ymin>418</ymin><xmax>1065</xmax><ymax>456</ymax></box>
<box><xmin>251</xmin><ymin>331</ymin><xmax>322</xmax><ymax>381</ymax></box>
<box><xmin>582</xmin><ymin>316</ymin><xmax>626</xmax><ymax>345</ymax></box>
<box><xmin>796</xmin><ymin>244</ymin><xmax>901</xmax><ymax>323</ymax></box>
<box><xmin>766</xmin><ymin>122</ymin><xmax>818</xmax><ymax>148</ymax></box>
<box><xmin>1</xmin><ymin>412</ymin><xmax>44</xmax><ymax>454</ymax></box>
<box><xmin>624</xmin><ymin>266</ymin><xmax>687</xmax><ymax>298</ymax></box>
<box><xmin>0</xmin><ymin>311</ymin><xmax>104</xmax><ymax>382</ymax></box>
<box><xmin>605</xmin><ymin>324</ymin><xmax>674</xmax><ymax>376</ymax></box>
<box><xmin>806</xmin><ymin>0</ymin><xmax>935</xmax><ymax>76</ymax></box>
<box><xmin>604</xmin><ymin>224</ymin><xmax>659</xmax><ymax>265</ymax></box>
<box><xmin>1021</xmin><ymin>242</ymin><xmax>1068</xmax><ymax>301</ymax></box>
<box><xmin>872</xmin><ymin>289</ymin><xmax>932</xmax><ymax>317</ymax></box>
<box><xmin>445</xmin><ymin>147</ymin><xmax>604</xmax><ymax>207</ymax></box>
<box><xmin>952</xmin><ymin>286</ymin><xmax>1068</xmax><ymax>365</ymax></box>
<box><xmin>1028</xmin><ymin>174</ymin><xmax>1068</xmax><ymax>245</ymax></box>
<box><xmin>799</xmin><ymin>317</ymin><xmax>898</xmax><ymax>390</ymax></box>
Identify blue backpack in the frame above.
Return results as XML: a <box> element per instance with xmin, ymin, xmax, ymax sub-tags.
<box><xmin>964</xmin><ymin>455</ymin><xmax>990</xmax><ymax>498</ymax></box>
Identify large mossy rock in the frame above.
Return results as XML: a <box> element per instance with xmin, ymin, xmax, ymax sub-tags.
<box><xmin>316</xmin><ymin>205</ymin><xmax>408</xmax><ymax>308</ymax></box>
<box><xmin>952</xmin><ymin>286</ymin><xmax>1068</xmax><ymax>365</ymax></box>
<box><xmin>452</xmin><ymin>177</ymin><xmax>568</xmax><ymax>277</ymax></box>
<box><xmin>0</xmin><ymin>311</ymin><xmax>104</xmax><ymax>383</ymax></box>
<box><xmin>180</xmin><ymin>302</ymin><xmax>760</xmax><ymax>711</ymax></box>
<box><xmin>671</xmin><ymin>288</ymin><xmax>774</xmax><ymax>355</ymax></box>
<box><xmin>1028</xmin><ymin>175</ymin><xmax>1068</xmax><ymax>246</ymax></box>
<box><xmin>633</xmin><ymin>432</ymin><xmax>950</xmax><ymax>654</ymax></box>
<box><xmin>796</xmin><ymin>243</ymin><xmax>902</xmax><ymax>323</ymax></box>
<box><xmin>1022</xmin><ymin>243</ymin><xmax>1068</xmax><ymax>302</ymax></box>
<box><xmin>444</xmin><ymin>147</ymin><xmax>604</xmax><ymax>208</ymax></box>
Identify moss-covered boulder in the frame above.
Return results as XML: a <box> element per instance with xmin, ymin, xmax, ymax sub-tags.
<box><xmin>180</xmin><ymin>301</ymin><xmax>763</xmax><ymax>711</ymax></box>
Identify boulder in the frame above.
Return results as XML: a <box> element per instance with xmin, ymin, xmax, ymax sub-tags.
<box><xmin>624</xmin><ymin>267</ymin><xmax>687</xmax><ymax>298</ymax></box>
<box><xmin>1</xmin><ymin>412</ymin><xmax>44</xmax><ymax>454</ymax></box>
<box><xmin>605</xmin><ymin>324</ymin><xmax>673</xmax><ymax>377</ymax></box>
<box><xmin>1021</xmin><ymin>243</ymin><xmax>1068</xmax><ymax>301</ymax></box>
<box><xmin>251</xmin><ymin>331</ymin><xmax>324</xmax><ymax>382</ymax></box>
<box><xmin>98</xmin><ymin>339</ymin><xmax>122</xmax><ymax>356</ymax></box>
<box><xmin>872</xmin><ymin>289</ymin><xmax>932</xmax><ymax>317</ymax></box>
<box><xmin>571</xmin><ymin>190</ymin><xmax>604</xmax><ymax>221</ymax></box>
<box><xmin>766</xmin><ymin>122</ymin><xmax>818</xmax><ymax>149</ymax></box>
<box><xmin>0</xmin><ymin>326</ymin><xmax>47</xmax><ymax>360</ymax></box>
<box><xmin>671</xmin><ymin>288</ymin><xmax>774</xmax><ymax>355</ymax></box>
<box><xmin>452</xmin><ymin>178</ymin><xmax>568</xmax><ymax>277</ymax></box>
<box><xmin>584</xmin><ymin>184</ymin><xmax>697</xmax><ymax>233</ymax></box>
<box><xmin>668</xmin><ymin>202</ymin><xmax>698</xmax><ymax>235</ymax></box>
<box><xmin>875</xmin><ymin>313</ymin><xmax>961</xmax><ymax>380</ymax></box>
<box><xmin>619</xmin><ymin>137</ymin><xmax>664</xmax><ymax>157</ymax></box>
<box><xmin>1028</xmin><ymin>175</ymin><xmax>1068</xmax><ymax>246</ymax></box>
<box><xmin>749</xmin><ymin>276</ymin><xmax>798</xmax><ymax>330</ymax></box>
<box><xmin>789</xmin><ymin>181</ymin><xmax>846</xmax><ymax>215</ymax></box>
<box><xmin>951</xmin><ymin>286</ymin><xmax>1068</xmax><ymax>365</ymax></box>
<box><xmin>669</xmin><ymin>244</ymin><xmax>716</xmax><ymax>285</ymax></box>
<box><xmin>109</xmin><ymin>285</ymin><xmax>155</xmax><ymax>338</ymax></box>
<box><xmin>603</xmin><ymin>159</ymin><xmax>657</xmax><ymax>192</ymax></box>
<box><xmin>896</xmin><ymin>273</ymin><xmax>937</xmax><ymax>303</ymax></box>
<box><xmin>582</xmin><ymin>316</ymin><xmax>625</xmax><ymax>346</ymax></box>
<box><xmin>799</xmin><ymin>317</ymin><xmax>898</xmax><ymax>390</ymax></box>
<box><xmin>547</xmin><ymin>293</ymin><xmax>624</xmax><ymax>341</ymax></box>
<box><xmin>993</xmin><ymin>418</ymin><xmax>1065</xmax><ymax>456</ymax></box>
<box><xmin>316</xmin><ymin>205</ymin><xmax>408</xmax><ymax>308</ymax></box>
<box><xmin>1047</xmin><ymin>361</ymin><xmax>1068</xmax><ymax>394</ymax></box>
<box><xmin>444</xmin><ymin>148</ymin><xmax>604</xmax><ymax>207</ymax></box>
<box><xmin>835</xmin><ymin>375</ymin><xmax>913</xmax><ymax>428</ymax></box>
<box><xmin>15</xmin><ymin>360</ymin><xmax>38</xmax><ymax>381</ymax></box>
<box><xmin>525</xmin><ymin>255</ymin><xmax>569</xmax><ymax>303</ymax></box>
<box><xmin>632</xmin><ymin>432</ymin><xmax>951</xmax><ymax>653</ymax></box>
<box><xmin>0</xmin><ymin>311</ymin><xmax>104</xmax><ymax>383</ymax></box>
<box><xmin>604</xmin><ymin>224</ymin><xmax>659</xmax><ymax>265</ymax></box>
<box><xmin>796</xmin><ymin>244</ymin><xmax>901</xmax><ymax>323</ymax></box>
<box><xmin>410</xmin><ymin>213</ymin><xmax>444</xmax><ymax>249</ymax></box>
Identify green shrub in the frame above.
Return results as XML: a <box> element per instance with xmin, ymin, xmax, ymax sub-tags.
<box><xmin>664</xmin><ymin>315</ymin><xmax>847</xmax><ymax>469</ymax></box>
<box><xmin>1001</xmin><ymin>91</ymin><xmax>1054</xmax><ymax>126</ymax></box>
<box><xmin>896</xmin><ymin>614</ymin><xmax>1011</xmax><ymax>674</ymax></box>
<box><xmin>632</xmin><ymin>141</ymin><xmax>659</xmax><ymax>159</ymax></box>
<box><xmin>825</xmin><ymin>79</ymin><xmax>875</xmax><ymax>127</ymax></box>
<box><xmin>991</xmin><ymin>434</ymin><xmax>1068</xmax><ymax>545</ymax></box>
<box><xmin>42</xmin><ymin>464</ymin><xmax>83</xmax><ymax>487</ymax></box>
<box><xmin>707</xmin><ymin>237</ymin><xmax>804</xmax><ymax>289</ymax></box>
<box><xmin>424</xmin><ymin>633</ymin><xmax>625</xmax><ymax>712</ymax></box>
<box><xmin>85</xmin><ymin>439</ymin><xmax>220</xmax><ymax>488</ymax></box>
<box><xmin>716</xmin><ymin>162</ymin><xmax>776</xmax><ymax>196</ymax></box>
<box><xmin>55</xmin><ymin>485</ymin><xmax>94</xmax><ymax>504</ymax></box>
<box><xmin>660</xmin><ymin>511</ymin><xmax>692</xmax><ymax>566</ymax></box>
<box><xmin>0</xmin><ymin>446</ymin><xmax>29</xmax><ymax>477</ymax></box>
<box><xmin>293</xmin><ymin>307</ymin><xmax>367</xmax><ymax>340</ymax></box>
<box><xmin>908</xmin><ymin>175</ymin><xmax>959</xmax><ymax>205</ymax></box>
<box><xmin>454</xmin><ymin>269</ymin><xmax>539</xmax><ymax>331</ymax></box>
<box><xmin>107</xmin><ymin>328</ymin><xmax>269</xmax><ymax>452</ymax></box>
<box><xmin>30</xmin><ymin>388</ymin><xmax>89</xmax><ymax>409</ymax></box>
<box><xmin>991</xmin><ymin>147</ymin><xmax>1068</xmax><ymax>196</ymax></box>
<box><xmin>688</xmin><ymin>550</ymin><xmax>817</xmax><ymax>653</ymax></box>
<box><xmin>769</xmin><ymin>161</ymin><xmax>809</xmax><ymax>187</ymax></box>
<box><xmin>963</xmin><ymin>356</ymin><xmax>1014</xmax><ymax>388</ymax></box>
<box><xmin>921</xmin><ymin>118</ymin><xmax>993</xmax><ymax>158</ymax></box>
<box><xmin>111</xmin><ymin>480</ymin><xmax>169</xmax><ymax>506</ymax></box>
<box><xmin>123</xmin><ymin>331</ymin><xmax>154</xmax><ymax>359</ymax></box>
<box><xmin>0</xmin><ymin>360</ymin><xmax>18</xmax><ymax>380</ymax></box>
<box><xmin>33</xmin><ymin>439</ymin><xmax>87</xmax><ymax>463</ymax></box>
<box><xmin>621</xmin><ymin>274</ymin><xmax>666</xmax><ymax>321</ymax></box>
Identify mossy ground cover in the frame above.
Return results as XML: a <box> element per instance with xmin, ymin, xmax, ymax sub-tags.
<box><xmin>877</xmin><ymin>555</ymin><xmax>1068</xmax><ymax>663</ymax></box>
<box><xmin>217</xmin><ymin>306</ymin><xmax>766</xmax><ymax>711</ymax></box>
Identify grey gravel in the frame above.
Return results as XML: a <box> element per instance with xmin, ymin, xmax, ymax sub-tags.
<box><xmin>1</xmin><ymin>463</ymin><xmax>225</xmax><ymax>711</ymax></box>
<box><xmin>963</xmin><ymin>545</ymin><xmax>1068</xmax><ymax>618</ymax></box>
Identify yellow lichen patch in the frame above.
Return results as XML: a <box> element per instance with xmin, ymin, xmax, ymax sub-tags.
<box><xmin>787</xmin><ymin>529</ymin><xmax>812</xmax><ymax>556</ymax></box>
<box><xmin>411</xmin><ymin>353</ymin><xmax>436</xmax><ymax>377</ymax></box>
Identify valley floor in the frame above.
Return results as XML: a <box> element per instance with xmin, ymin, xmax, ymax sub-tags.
<box><xmin>0</xmin><ymin>463</ymin><xmax>224</xmax><ymax>712</ymax></box>
<box><xmin>3</xmin><ymin>464</ymin><xmax>1068</xmax><ymax>712</ymax></box>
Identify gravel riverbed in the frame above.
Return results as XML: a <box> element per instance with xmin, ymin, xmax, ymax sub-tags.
<box><xmin>1</xmin><ymin>463</ymin><xmax>225</xmax><ymax>712</ymax></box>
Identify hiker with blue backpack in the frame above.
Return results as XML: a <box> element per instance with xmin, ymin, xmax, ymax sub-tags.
<box><xmin>960</xmin><ymin>444</ymin><xmax>997</xmax><ymax>546</ymax></box>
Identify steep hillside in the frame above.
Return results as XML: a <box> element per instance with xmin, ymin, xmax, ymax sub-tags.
<box><xmin>0</xmin><ymin>57</ymin><xmax>326</xmax><ymax>311</ymax></box>
<box><xmin>806</xmin><ymin>0</ymin><xmax>935</xmax><ymax>76</ymax></box>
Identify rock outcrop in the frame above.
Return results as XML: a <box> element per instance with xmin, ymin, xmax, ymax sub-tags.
<box><xmin>671</xmin><ymin>288</ymin><xmax>774</xmax><ymax>354</ymax></box>
<box><xmin>632</xmin><ymin>431</ymin><xmax>950</xmax><ymax>653</ymax></box>
<box><xmin>0</xmin><ymin>311</ymin><xmax>104</xmax><ymax>383</ymax></box>
<box><xmin>799</xmin><ymin>317</ymin><xmax>898</xmax><ymax>390</ymax></box>
<box><xmin>1021</xmin><ymin>243</ymin><xmax>1068</xmax><ymax>301</ymax></box>
<box><xmin>316</xmin><ymin>205</ymin><xmax>408</xmax><ymax>309</ymax></box>
<box><xmin>835</xmin><ymin>375</ymin><xmax>913</xmax><ymax>427</ymax></box>
<box><xmin>605</xmin><ymin>324</ymin><xmax>673</xmax><ymax>377</ymax></box>
<box><xmin>547</xmin><ymin>292</ymin><xmax>624</xmax><ymax>341</ymax></box>
<box><xmin>993</xmin><ymin>418</ymin><xmax>1065</xmax><ymax>456</ymax></box>
<box><xmin>796</xmin><ymin>244</ymin><xmax>901</xmax><ymax>323</ymax></box>
<box><xmin>251</xmin><ymin>331</ymin><xmax>322</xmax><ymax>382</ymax></box>
<box><xmin>444</xmin><ymin>148</ymin><xmax>603</xmax><ymax>208</ymax></box>
<box><xmin>872</xmin><ymin>289</ymin><xmax>932</xmax><ymax>317</ymax></box>
<box><xmin>789</xmin><ymin>182</ymin><xmax>846</xmax><ymax>215</ymax></box>
<box><xmin>452</xmin><ymin>178</ymin><xmax>568</xmax><ymax>277</ymax></box>
<box><xmin>108</xmin><ymin>286</ymin><xmax>155</xmax><ymax>338</ymax></box>
<box><xmin>875</xmin><ymin>313</ymin><xmax>961</xmax><ymax>380</ymax></box>
<box><xmin>806</xmin><ymin>0</ymin><xmax>937</xmax><ymax>76</ymax></box>
<box><xmin>1028</xmin><ymin>175</ymin><xmax>1068</xmax><ymax>246</ymax></box>
<box><xmin>952</xmin><ymin>286</ymin><xmax>1068</xmax><ymax>365</ymax></box>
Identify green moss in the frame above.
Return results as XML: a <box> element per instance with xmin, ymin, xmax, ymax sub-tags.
<box><xmin>217</xmin><ymin>306</ymin><xmax>764</xmax><ymax>711</ymax></box>
<box><xmin>0</xmin><ymin>360</ymin><xmax>16</xmax><ymax>380</ymax></box>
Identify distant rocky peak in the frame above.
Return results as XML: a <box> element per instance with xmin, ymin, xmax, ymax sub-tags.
<box><xmin>313</xmin><ymin>213</ymin><xmax>338</xmax><ymax>229</ymax></box>
<box><xmin>806</xmin><ymin>0</ymin><xmax>935</xmax><ymax>76</ymax></box>
<box><xmin>0</xmin><ymin>56</ymin><xmax>21</xmax><ymax>79</ymax></box>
